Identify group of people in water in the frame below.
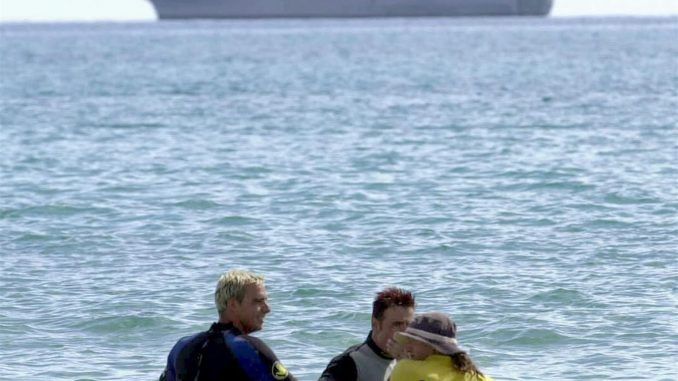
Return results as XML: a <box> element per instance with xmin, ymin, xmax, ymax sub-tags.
<box><xmin>160</xmin><ymin>269</ymin><xmax>493</xmax><ymax>381</ymax></box>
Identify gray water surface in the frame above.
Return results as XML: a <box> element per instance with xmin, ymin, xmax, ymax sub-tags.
<box><xmin>1</xmin><ymin>17</ymin><xmax>677</xmax><ymax>380</ymax></box>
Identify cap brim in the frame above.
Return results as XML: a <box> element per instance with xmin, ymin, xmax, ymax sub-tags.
<box><xmin>395</xmin><ymin>331</ymin><xmax>430</xmax><ymax>345</ymax></box>
<box><xmin>395</xmin><ymin>331</ymin><xmax>464</xmax><ymax>356</ymax></box>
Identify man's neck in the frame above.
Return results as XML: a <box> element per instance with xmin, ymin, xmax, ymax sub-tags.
<box><xmin>219</xmin><ymin>316</ymin><xmax>248</xmax><ymax>334</ymax></box>
<box><xmin>368</xmin><ymin>331</ymin><xmax>393</xmax><ymax>359</ymax></box>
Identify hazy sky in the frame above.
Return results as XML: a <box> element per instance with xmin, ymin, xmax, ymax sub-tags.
<box><xmin>0</xmin><ymin>0</ymin><xmax>677</xmax><ymax>21</ymax></box>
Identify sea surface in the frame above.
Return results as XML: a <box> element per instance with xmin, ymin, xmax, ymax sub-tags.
<box><xmin>1</xmin><ymin>16</ymin><xmax>676</xmax><ymax>381</ymax></box>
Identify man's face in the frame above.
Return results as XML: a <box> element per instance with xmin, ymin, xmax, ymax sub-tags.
<box><xmin>371</xmin><ymin>306</ymin><xmax>415</xmax><ymax>352</ymax></box>
<box><xmin>232</xmin><ymin>283</ymin><xmax>270</xmax><ymax>334</ymax></box>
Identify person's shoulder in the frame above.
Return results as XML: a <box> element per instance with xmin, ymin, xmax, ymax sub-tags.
<box><xmin>238</xmin><ymin>333</ymin><xmax>279</xmax><ymax>356</ymax></box>
<box><xmin>165</xmin><ymin>329</ymin><xmax>219</xmax><ymax>381</ymax></box>
<box><xmin>227</xmin><ymin>333</ymin><xmax>297</xmax><ymax>381</ymax></box>
<box><xmin>318</xmin><ymin>344</ymin><xmax>362</xmax><ymax>381</ymax></box>
<box><xmin>329</xmin><ymin>342</ymin><xmax>364</xmax><ymax>364</ymax></box>
<box><xmin>175</xmin><ymin>331</ymin><xmax>206</xmax><ymax>345</ymax></box>
<box><xmin>171</xmin><ymin>330</ymin><xmax>212</xmax><ymax>357</ymax></box>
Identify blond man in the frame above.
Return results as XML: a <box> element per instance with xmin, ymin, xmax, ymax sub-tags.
<box><xmin>160</xmin><ymin>269</ymin><xmax>295</xmax><ymax>381</ymax></box>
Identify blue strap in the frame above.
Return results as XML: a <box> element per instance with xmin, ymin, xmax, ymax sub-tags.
<box><xmin>224</xmin><ymin>332</ymin><xmax>277</xmax><ymax>381</ymax></box>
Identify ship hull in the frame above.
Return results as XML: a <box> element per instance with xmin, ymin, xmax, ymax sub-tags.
<box><xmin>149</xmin><ymin>0</ymin><xmax>553</xmax><ymax>19</ymax></box>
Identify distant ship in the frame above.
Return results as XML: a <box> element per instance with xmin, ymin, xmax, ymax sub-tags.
<box><xmin>149</xmin><ymin>0</ymin><xmax>553</xmax><ymax>19</ymax></box>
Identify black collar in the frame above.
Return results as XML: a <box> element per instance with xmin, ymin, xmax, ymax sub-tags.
<box><xmin>366</xmin><ymin>331</ymin><xmax>393</xmax><ymax>359</ymax></box>
<box><xmin>210</xmin><ymin>322</ymin><xmax>239</xmax><ymax>334</ymax></box>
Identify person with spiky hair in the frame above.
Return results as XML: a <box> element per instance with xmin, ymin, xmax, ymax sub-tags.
<box><xmin>319</xmin><ymin>287</ymin><xmax>416</xmax><ymax>381</ymax></box>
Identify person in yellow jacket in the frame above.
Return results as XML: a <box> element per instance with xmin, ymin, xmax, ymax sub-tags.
<box><xmin>388</xmin><ymin>312</ymin><xmax>493</xmax><ymax>381</ymax></box>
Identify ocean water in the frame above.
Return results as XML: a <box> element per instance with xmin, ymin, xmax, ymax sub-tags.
<box><xmin>0</xmin><ymin>16</ymin><xmax>676</xmax><ymax>380</ymax></box>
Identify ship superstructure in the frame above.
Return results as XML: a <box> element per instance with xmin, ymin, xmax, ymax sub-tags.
<box><xmin>149</xmin><ymin>0</ymin><xmax>553</xmax><ymax>19</ymax></box>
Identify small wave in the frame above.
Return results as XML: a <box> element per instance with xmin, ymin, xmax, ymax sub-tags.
<box><xmin>209</xmin><ymin>215</ymin><xmax>260</xmax><ymax>226</ymax></box>
<box><xmin>215</xmin><ymin>231</ymin><xmax>256</xmax><ymax>242</ymax></box>
<box><xmin>604</xmin><ymin>192</ymin><xmax>661</xmax><ymax>205</ymax></box>
<box><xmin>496</xmin><ymin>181</ymin><xmax>595</xmax><ymax>192</ymax></box>
<box><xmin>12</xmin><ymin>233</ymin><xmax>53</xmax><ymax>242</ymax></box>
<box><xmin>173</xmin><ymin>199</ymin><xmax>220</xmax><ymax>210</ymax></box>
<box><xmin>291</xmin><ymin>287</ymin><xmax>327</xmax><ymax>297</ymax></box>
<box><xmin>583</xmin><ymin>219</ymin><xmax>634</xmax><ymax>229</ymax></box>
<box><xmin>496</xmin><ymin>217</ymin><xmax>557</xmax><ymax>226</ymax></box>
<box><xmin>88</xmin><ymin>122</ymin><xmax>167</xmax><ymax>129</ymax></box>
<box><xmin>529</xmin><ymin>288</ymin><xmax>588</xmax><ymax>306</ymax></box>
<box><xmin>1</xmin><ymin>205</ymin><xmax>113</xmax><ymax>218</ymax></box>
<box><xmin>495</xmin><ymin>327</ymin><xmax>575</xmax><ymax>346</ymax></box>
<box><xmin>74</xmin><ymin>315</ymin><xmax>168</xmax><ymax>334</ymax></box>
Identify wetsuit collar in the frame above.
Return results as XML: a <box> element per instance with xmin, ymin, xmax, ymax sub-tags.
<box><xmin>367</xmin><ymin>331</ymin><xmax>393</xmax><ymax>359</ymax></box>
<box><xmin>211</xmin><ymin>322</ymin><xmax>240</xmax><ymax>334</ymax></box>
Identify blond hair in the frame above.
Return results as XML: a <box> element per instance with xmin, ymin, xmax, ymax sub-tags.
<box><xmin>214</xmin><ymin>269</ymin><xmax>265</xmax><ymax>313</ymax></box>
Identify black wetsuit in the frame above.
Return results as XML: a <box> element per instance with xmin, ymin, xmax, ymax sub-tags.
<box><xmin>160</xmin><ymin>322</ymin><xmax>296</xmax><ymax>381</ymax></box>
<box><xmin>318</xmin><ymin>332</ymin><xmax>395</xmax><ymax>381</ymax></box>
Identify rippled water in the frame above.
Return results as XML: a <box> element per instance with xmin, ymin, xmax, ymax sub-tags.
<box><xmin>1</xmin><ymin>17</ymin><xmax>677</xmax><ymax>381</ymax></box>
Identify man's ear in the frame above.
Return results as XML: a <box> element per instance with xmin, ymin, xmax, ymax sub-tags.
<box><xmin>371</xmin><ymin>317</ymin><xmax>380</xmax><ymax>331</ymax></box>
<box><xmin>226</xmin><ymin>297</ymin><xmax>238</xmax><ymax>311</ymax></box>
